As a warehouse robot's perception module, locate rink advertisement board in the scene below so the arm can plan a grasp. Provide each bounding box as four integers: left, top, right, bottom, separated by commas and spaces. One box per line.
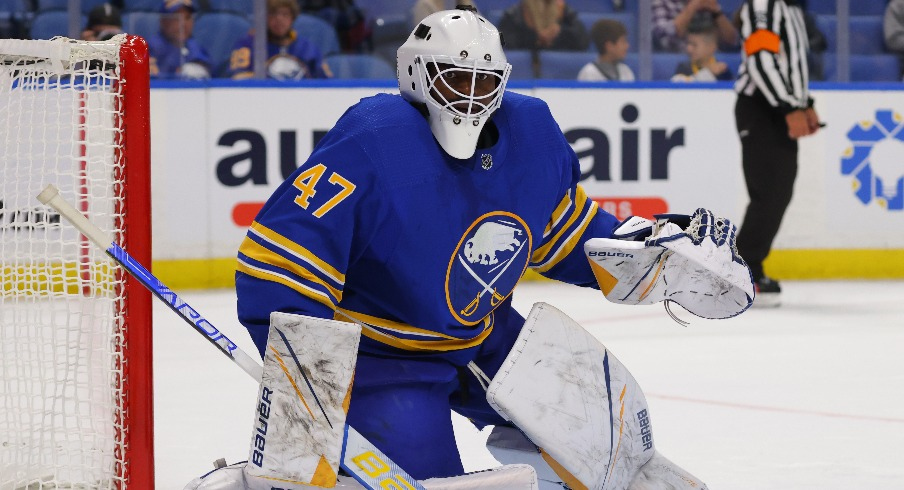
149, 82, 904, 285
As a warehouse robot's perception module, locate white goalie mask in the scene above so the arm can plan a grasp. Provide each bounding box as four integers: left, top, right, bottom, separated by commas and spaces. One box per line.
397, 7, 511, 159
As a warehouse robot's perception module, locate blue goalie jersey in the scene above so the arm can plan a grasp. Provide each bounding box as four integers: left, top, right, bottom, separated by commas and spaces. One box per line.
236, 91, 620, 364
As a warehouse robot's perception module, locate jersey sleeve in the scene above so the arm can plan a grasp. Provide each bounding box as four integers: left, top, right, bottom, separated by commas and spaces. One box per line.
527, 105, 620, 287
743, 0, 809, 112
236, 128, 384, 355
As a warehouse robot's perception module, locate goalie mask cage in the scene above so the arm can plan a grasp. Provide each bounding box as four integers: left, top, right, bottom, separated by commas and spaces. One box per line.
0, 36, 153, 489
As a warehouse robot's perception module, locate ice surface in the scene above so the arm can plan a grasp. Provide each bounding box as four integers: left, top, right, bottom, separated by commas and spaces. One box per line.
154, 280, 904, 489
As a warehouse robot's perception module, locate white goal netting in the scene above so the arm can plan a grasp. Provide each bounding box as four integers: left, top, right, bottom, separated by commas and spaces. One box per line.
0, 35, 148, 489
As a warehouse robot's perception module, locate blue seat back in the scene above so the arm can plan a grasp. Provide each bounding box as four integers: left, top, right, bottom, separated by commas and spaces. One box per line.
652, 52, 686, 80
539, 50, 597, 79
293, 13, 341, 56
122, 11, 160, 40
850, 54, 901, 81
506, 49, 535, 79
123, 0, 162, 12
206, 0, 251, 16
849, 16, 884, 54
325, 53, 395, 79
30, 11, 84, 39
193, 12, 250, 75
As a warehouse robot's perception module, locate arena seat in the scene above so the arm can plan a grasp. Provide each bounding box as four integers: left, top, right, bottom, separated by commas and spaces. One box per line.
850, 54, 901, 82
122, 11, 159, 40
719, 52, 743, 79
506, 49, 536, 80
849, 16, 885, 54
719, 0, 744, 17
293, 13, 341, 56
0, 0, 30, 38
29, 11, 83, 39
652, 52, 685, 80
38, 0, 106, 14
539, 50, 596, 79
325, 53, 395, 79
579, 12, 638, 52
193, 12, 250, 76
816, 15, 837, 52
807, 0, 836, 15
565, 0, 637, 14
851, 0, 888, 16
205, 0, 251, 16
123, 0, 161, 12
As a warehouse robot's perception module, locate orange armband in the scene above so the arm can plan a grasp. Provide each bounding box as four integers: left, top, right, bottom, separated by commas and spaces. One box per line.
744, 29, 781, 56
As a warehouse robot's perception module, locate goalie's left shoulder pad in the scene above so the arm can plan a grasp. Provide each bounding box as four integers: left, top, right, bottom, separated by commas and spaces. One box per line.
586, 209, 754, 319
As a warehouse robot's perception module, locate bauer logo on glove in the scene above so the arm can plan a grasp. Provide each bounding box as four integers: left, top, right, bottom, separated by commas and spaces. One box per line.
584, 208, 755, 320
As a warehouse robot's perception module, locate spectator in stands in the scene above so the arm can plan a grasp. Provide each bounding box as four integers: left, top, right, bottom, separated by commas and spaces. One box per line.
412, 0, 477, 26
671, 20, 732, 81
498, 0, 589, 52
81, 4, 123, 42
577, 18, 634, 81
300, 0, 371, 53
884, 0, 904, 78
228, 0, 330, 79
652, 0, 737, 52
147, 0, 212, 79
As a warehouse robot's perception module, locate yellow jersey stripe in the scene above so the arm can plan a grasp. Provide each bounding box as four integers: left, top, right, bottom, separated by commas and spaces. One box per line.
544, 189, 572, 237
335, 307, 463, 340
532, 203, 598, 273
532, 185, 589, 264
249, 221, 345, 285
358, 322, 494, 352
237, 258, 338, 308
240, 236, 343, 300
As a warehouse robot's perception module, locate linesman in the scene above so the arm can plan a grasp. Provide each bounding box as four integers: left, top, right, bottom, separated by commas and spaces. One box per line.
734, 0, 820, 305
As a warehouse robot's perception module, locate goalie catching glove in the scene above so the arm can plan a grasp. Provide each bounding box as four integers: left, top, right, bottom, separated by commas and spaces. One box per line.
585, 208, 754, 320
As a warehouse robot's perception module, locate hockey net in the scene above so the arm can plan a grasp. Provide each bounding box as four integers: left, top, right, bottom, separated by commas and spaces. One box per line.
0, 35, 152, 489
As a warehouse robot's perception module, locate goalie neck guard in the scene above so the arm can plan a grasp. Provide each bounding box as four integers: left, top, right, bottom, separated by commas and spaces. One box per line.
397, 7, 511, 160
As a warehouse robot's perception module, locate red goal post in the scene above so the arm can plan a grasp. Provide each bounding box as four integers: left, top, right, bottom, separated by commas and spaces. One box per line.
0, 35, 153, 489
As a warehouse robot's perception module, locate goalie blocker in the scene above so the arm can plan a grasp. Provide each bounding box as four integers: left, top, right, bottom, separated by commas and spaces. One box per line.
584, 208, 754, 321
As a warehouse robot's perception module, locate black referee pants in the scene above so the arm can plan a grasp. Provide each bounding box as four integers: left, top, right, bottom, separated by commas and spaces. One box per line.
734, 94, 798, 281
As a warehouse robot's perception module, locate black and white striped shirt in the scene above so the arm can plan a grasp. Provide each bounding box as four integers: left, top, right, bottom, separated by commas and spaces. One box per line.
735, 0, 812, 113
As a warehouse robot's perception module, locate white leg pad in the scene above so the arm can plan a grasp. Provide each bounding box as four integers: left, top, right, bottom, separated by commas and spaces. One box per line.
486, 302, 706, 490
243, 312, 361, 489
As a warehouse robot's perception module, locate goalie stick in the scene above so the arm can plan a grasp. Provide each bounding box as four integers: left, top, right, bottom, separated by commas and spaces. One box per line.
37, 184, 426, 490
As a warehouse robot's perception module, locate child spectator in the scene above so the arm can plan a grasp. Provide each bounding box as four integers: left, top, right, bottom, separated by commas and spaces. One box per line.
147, 0, 212, 79
228, 0, 329, 79
671, 21, 732, 82
81, 4, 122, 41
577, 18, 634, 81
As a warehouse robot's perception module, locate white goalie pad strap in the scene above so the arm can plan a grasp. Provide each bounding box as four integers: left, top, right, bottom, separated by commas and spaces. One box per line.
243, 312, 362, 489
486, 302, 656, 490
585, 209, 754, 320
422, 464, 539, 490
